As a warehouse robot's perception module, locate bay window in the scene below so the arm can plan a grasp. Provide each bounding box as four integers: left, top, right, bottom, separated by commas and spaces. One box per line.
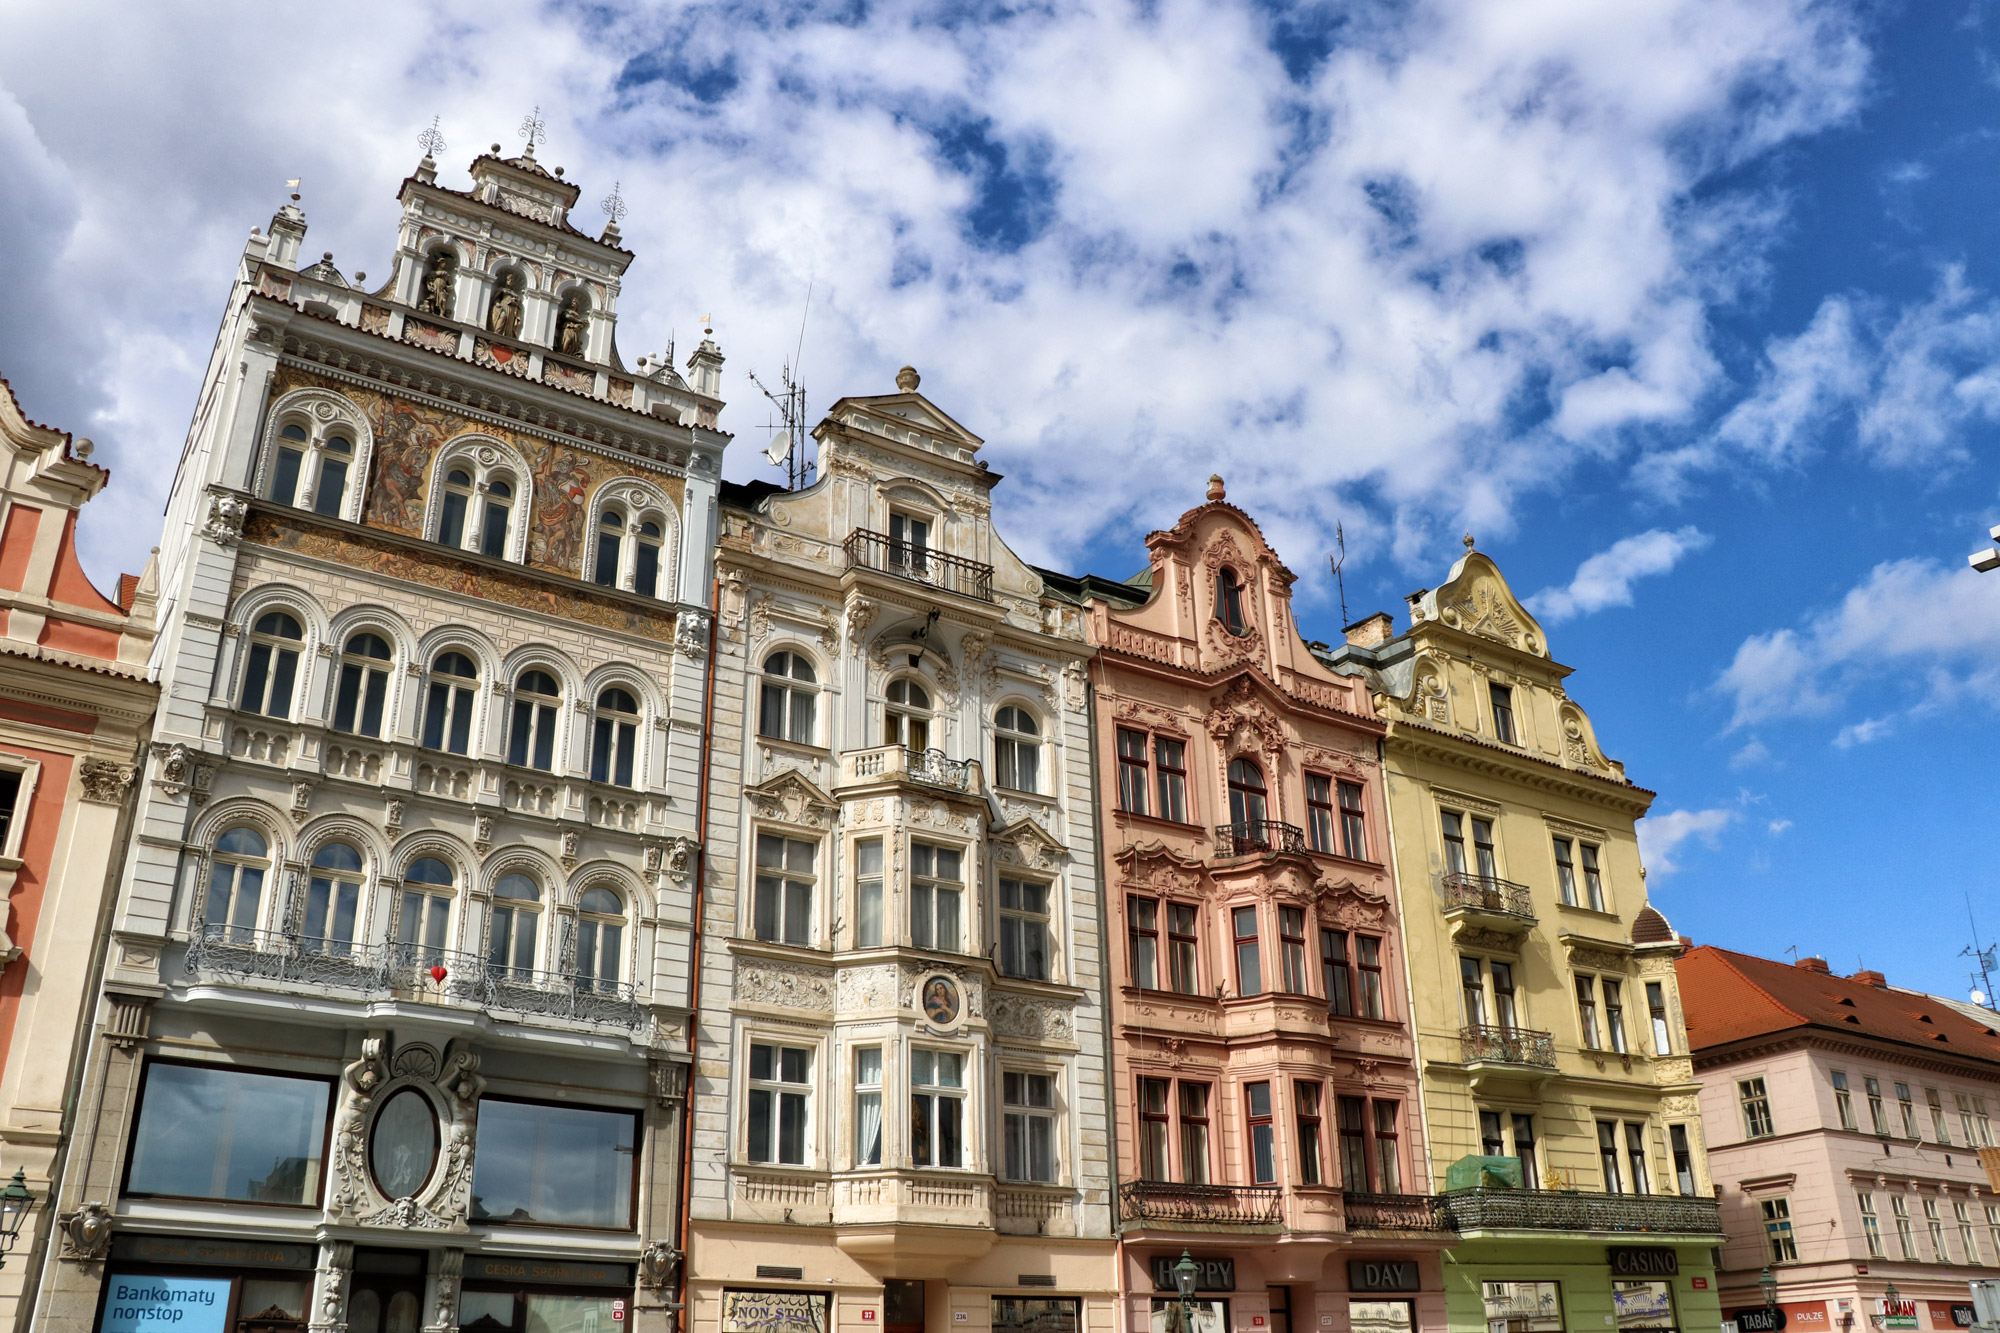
910, 1049, 965, 1168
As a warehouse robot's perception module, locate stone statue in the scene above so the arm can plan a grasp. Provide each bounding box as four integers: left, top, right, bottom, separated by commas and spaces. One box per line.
553, 293, 587, 356
487, 270, 523, 339
420, 253, 456, 319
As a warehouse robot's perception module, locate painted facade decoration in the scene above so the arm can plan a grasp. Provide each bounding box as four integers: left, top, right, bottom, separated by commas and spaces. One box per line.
28, 139, 726, 1333
1321, 541, 1724, 1332
687, 370, 1116, 1333
1076, 477, 1453, 1333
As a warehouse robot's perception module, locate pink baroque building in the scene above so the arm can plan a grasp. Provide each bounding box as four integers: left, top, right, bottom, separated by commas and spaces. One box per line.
1073, 478, 1451, 1333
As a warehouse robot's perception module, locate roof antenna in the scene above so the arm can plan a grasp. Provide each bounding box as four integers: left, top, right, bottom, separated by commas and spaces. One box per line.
1963, 893, 1998, 1010
749, 279, 814, 490
1784, 945, 1799, 963
1330, 523, 1349, 627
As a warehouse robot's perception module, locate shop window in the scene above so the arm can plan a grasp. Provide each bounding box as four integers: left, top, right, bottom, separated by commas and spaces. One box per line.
351, 1248, 425, 1333
1481, 1282, 1563, 1333
1611, 1281, 1676, 1332
126, 1061, 332, 1205
1150, 1299, 1227, 1333
994, 1299, 1079, 1333
464, 1265, 646, 1333
470, 1098, 637, 1228
1349, 1303, 1413, 1333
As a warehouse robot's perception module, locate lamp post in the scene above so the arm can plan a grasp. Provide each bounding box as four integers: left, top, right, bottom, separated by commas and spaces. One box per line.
0, 1169, 36, 1269
1173, 1251, 1199, 1333
1883, 1282, 1902, 1332
1759, 1268, 1779, 1312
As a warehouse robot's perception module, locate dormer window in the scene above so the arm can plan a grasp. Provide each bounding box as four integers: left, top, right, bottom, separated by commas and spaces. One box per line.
1216, 568, 1248, 636
1489, 684, 1517, 745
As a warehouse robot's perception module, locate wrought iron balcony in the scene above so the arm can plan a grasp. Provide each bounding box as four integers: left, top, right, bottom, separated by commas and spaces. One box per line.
1119, 1180, 1283, 1226
843, 529, 996, 602
1213, 819, 1310, 858
843, 744, 975, 793
1440, 872, 1536, 923
1441, 1188, 1723, 1236
1341, 1192, 1454, 1233
1459, 1024, 1558, 1069
184, 926, 645, 1029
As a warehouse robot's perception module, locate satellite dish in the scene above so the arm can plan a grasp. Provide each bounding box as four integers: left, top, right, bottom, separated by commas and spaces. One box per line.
764, 435, 791, 466
1974, 990, 1988, 1006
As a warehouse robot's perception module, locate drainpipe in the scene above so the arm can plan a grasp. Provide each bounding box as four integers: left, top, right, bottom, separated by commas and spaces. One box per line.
1082, 658, 1126, 1315
671, 583, 720, 1333
1375, 734, 1445, 1207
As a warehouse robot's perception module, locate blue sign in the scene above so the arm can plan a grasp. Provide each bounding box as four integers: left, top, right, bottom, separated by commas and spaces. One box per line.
101, 1276, 231, 1333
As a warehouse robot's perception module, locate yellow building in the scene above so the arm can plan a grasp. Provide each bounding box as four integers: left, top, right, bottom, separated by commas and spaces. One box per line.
1317, 542, 1724, 1333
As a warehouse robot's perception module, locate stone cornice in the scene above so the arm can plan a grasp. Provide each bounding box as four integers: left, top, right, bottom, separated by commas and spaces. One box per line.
1386, 717, 1654, 815
1694, 1029, 2000, 1082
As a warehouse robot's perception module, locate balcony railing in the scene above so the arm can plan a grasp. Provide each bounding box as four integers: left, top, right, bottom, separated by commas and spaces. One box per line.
1213, 819, 1310, 858
185, 926, 645, 1029
1441, 1188, 1723, 1236
1440, 872, 1536, 921
1119, 1180, 1283, 1226
844, 744, 975, 793
843, 529, 996, 602
1341, 1192, 1454, 1232
1459, 1024, 1558, 1068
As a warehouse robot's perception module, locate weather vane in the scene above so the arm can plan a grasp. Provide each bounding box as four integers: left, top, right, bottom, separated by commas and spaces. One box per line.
417, 116, 446, 160
602, 181, 628, 224
519, 106, 546, 154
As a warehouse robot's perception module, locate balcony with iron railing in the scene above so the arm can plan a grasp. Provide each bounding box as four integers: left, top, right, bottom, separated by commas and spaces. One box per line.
183, 926, 646, 1029
1440, 872, 1537, 933
1441, 1188, 1722, 1236
1459, 1024, 1558, 1072
1341, 1192, 1454, 1233
843, 530, 996, 602
839, 744, 978, 794
1212, 819, 1311, 859
1119, 1180, 1284, 1227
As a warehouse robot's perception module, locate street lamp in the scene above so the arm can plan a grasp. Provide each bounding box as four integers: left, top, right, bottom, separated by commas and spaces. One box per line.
1759, 1268, 1778, 1311
1173, 1251, 1199, 1333
0, 1169, 36, 1268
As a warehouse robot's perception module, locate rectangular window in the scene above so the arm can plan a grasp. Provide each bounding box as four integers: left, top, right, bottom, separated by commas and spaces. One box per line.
1977, 1096, 1995, 1147
1441, 811, 1467, 875
753, 834, 815, 947
1339, 1096, 1370, 1192
1859, 1191, 1884, 1257
1002, 1071, 1056, 1183
1155, 738, 1189, 823
1513, 1114, 1538, 1191
1765, 1196, 1799, 1262
1338, 781, 1368, 860
1670, 1124, 1695, 1196
1604, 980, 1627, 1054
1925, 1197, 1950, 1262
472, 1098, 638, 1228
1478, 1108, 1507, 1159
1129, 896, 1159, 990
1831, 1070, 1856, 1128
1233, 906, 1261, 997
1357, 936, 1385, 1019
1323, 930, 1353, 1016
1294, 1082, 1323, 1185
910, 1049, 965, 1169
1178, 1083, 1210, 1184
1461, 956, 1487, 1027
1472, 818, 1498, 879
1246, 1081, 1276, 1184
1581, 843, 1606, 910
1642, 983, 1673, 1057
1279, 907, 1308, 993
1491, 962, 1518, 1029
1896, 1083, 1918, 1139
1138, 1078, 1170, 1181
126, 1062, 331, 1204
1988, 1204, 2000, 1261
1553, 838, 1578, 905
1597, 1120, 1622, 1193
1930, 1087, 1952, 1143
854, 1047, 883, 1166
909, 842, 963, 952
1576, 975, 1601, 1049
1490, 684, 1516, 744
1959, 1200, 1982, 1264
1624, 1122, 1650, 1194
1892, 1194, 1916, 1259
1373, 1101, 1401, 1192
1306, 774, 1336, 853
746, 1044, 812, 1167
1117, 729, 1150, 816
1739, 1078, 1775, 1138
855, 838, 884, 948
1865, 1076, 1888, 1136
998, 878, 1051, 980
1168, 904, 1200, 995
1961, 1092, 1984, 1146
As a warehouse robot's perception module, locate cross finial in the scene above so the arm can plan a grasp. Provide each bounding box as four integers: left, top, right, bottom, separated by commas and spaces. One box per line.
602, 181, 628, 223
519, 106, 546, 155
1463, 531, 1476, 551
417, 116, 446, 161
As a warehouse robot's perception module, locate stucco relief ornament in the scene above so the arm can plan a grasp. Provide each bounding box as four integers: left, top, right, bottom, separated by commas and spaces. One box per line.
1204, 676, 1287, 762
845, 597, 878, 642
151, 742, 194, 798
58, 1201, 113, 1262
639, 1243, 682, 1293
202, 492, 248, 546
1318, 877, 1391, 929
329, 1038, 388, 1220
78, 758, 134, 805
675, 611, 710, 660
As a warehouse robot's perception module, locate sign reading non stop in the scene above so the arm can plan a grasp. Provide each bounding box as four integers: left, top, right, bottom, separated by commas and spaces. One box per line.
100, 1277, 231, 1333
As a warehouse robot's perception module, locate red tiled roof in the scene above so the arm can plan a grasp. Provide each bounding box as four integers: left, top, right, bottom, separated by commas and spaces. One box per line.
1677, 944, 2000, 1063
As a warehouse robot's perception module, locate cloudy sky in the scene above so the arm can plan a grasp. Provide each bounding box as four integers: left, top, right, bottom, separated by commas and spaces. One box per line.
5, 0, 1999, 998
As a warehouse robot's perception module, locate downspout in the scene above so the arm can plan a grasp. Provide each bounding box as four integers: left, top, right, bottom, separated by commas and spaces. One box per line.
1082, 656, 1126, 1311
671, 581, 720, 1333
1375, 732, 1443, 1202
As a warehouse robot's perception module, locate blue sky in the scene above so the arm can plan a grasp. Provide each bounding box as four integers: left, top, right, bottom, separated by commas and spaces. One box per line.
4, 0, 1999, 997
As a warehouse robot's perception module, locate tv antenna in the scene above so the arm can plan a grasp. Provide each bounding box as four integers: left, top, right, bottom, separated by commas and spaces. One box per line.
1329, 523, 1349, 627
1963, 894, 1998, 1011
748, 280, 815, 490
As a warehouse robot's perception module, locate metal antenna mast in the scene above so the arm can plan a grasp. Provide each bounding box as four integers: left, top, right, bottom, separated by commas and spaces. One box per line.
748, 281, 815, 490
1964, 894, 1998, 1011
1330, 524, 1349, 627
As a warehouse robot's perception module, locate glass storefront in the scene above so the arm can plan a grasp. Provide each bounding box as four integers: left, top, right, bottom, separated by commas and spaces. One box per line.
1350, 1301, 1414, 1333
719, 1289, 829, 1333
469, 1099, 639, 1228
459, 1257, 634, 1333
1483, 1282, 1564, 1333
96, 1236, 317, 1333
1612, 1282, 1676, 1332
124, 1061, 333, 1206
994, 1298, 1081, 1333
1149, 1297, 1227, 1333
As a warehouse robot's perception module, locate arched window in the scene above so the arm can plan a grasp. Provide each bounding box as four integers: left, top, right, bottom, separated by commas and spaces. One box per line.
508, 670, 561, 771
270, 423, 309, 506
313, 433, 353, 518
438, 469, 474, 547
759, 653, 817, 745
399, 857, 454, 963
204, 827, 269, 943
592, 687, 639, 788
577, 886, 624, 991
994, 706, 1040, 793
239, 611, 304, 718
1227, 758, 1268, 831
305, 842, 364, 956
333, 633, 393, 738
634, 520, 664, 598
480, 478, 514, 559
885, 679, 931, 752
594, 510, 624, 588
1215, 568, 1248, 636
264, 407, 363, 519
422, 652, 479, 754
489, 872, 540, 980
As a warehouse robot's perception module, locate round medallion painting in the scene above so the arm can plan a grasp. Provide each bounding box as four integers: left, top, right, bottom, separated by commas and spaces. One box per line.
369, 1088, 439, 1200
921, 975, 960, 1025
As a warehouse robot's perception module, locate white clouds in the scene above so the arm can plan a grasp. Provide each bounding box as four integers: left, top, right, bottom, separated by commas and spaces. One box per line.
1639, 806, 1735, 874
1526, 525, 1710, 622
1729, 738, 1774, 769
1767, 818, 1792, 835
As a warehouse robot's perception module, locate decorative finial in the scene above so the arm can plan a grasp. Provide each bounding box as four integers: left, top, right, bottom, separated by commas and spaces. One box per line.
286, 177, 301, 203
416, 116, 446, 161
1463, 531, 1475, 551
519, 106, 546, 155
1207, 474, 1226, 502
602, 181, 628, 224
896, 366, 921, 392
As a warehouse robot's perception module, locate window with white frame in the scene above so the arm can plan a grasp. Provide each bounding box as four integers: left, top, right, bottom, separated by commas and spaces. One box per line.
994, 706, 1040, 792
432, 452, 521, 559
238, 611, 305, 718
753, 833, 816, 947
303, 842, 363, 956
590, 496, 672, 596
204, 827, 270, 942
332, 632, 393, 738
1764, 1196, 1799, 1261
854, 838, 884, 947
398, 857, 454, 962
1002, 1071, 1057, 1183
747, 1043, 812, 1166
438, 467, 476, 548
885, 679, 931, 750
591, 687, 640, 787
909, 842, 962, 952
758, 652, 817, 744
998, 878, 1051, 980
910, 1048, 966, 1168
1859, 1191, 1884, 1257
1960, 1199, 1983, 1263
487, 871, 540, 978
576, 886, 624, 991
263, 410, 358, 518
508, 670, 561, 771
1647, 982, 1673, 1056
594, 510, 625, 589
1892, 1193, 1917, 1259
1739, 1078, 1775, 1139
421, 651, 479, 754
477, 477, 515, 559
1924, 1196, 1950, 1261
854, 1047, 883, 1166
0, 761, 31, 858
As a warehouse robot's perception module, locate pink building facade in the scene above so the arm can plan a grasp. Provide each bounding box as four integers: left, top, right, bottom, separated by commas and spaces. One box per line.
1076, 479, 1450, 1333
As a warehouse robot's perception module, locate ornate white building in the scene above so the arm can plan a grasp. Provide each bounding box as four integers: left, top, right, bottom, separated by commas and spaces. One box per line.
31, 136, 726, 1333
687, 371, 1115, 1333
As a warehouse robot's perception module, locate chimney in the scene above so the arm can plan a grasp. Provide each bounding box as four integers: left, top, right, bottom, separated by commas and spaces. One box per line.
1850, 969, 1888, 989
1345, 612, 1395, 648
1794, 957, 1831, 974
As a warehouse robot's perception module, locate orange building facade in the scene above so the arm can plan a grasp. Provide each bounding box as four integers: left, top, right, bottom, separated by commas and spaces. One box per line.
1077, 479, 1450, 1333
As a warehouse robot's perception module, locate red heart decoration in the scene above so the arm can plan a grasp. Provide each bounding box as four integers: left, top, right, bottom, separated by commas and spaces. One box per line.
429, 965, 448, 983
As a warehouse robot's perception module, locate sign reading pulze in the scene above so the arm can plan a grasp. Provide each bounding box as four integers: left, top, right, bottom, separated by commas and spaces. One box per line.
1150, 1258, 1235, 1292
1607, 1248, 1679, 1278
1347, 1262, 1420, 1293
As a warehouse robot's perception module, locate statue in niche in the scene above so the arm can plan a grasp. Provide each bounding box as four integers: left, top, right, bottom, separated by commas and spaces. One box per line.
419, 250, 457, 319
487, 267, 524, 339
553, 291, 589, 357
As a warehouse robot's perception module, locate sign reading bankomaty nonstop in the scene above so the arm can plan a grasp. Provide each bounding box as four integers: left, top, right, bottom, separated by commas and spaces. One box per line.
100, 1276, 231, 1333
